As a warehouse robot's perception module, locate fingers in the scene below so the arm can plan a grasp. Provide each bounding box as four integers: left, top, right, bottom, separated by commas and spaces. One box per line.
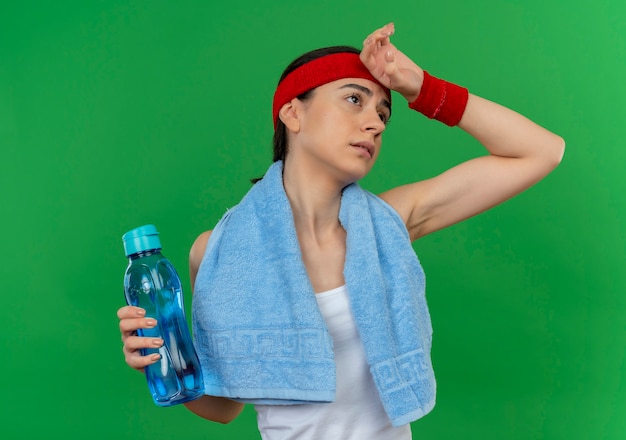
119, 316, 158, 337
123, 336, 163, 370
383, 49, 399, 77
118, 305, 162, 371
363, 22, 395, 47
118, 306, 153, 337
361, 23, 395, 59
360, 24, 423, 100
117, 305, 145, 320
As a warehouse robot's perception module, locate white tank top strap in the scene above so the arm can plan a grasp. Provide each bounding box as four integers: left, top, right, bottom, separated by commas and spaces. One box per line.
315, 284, 348, 298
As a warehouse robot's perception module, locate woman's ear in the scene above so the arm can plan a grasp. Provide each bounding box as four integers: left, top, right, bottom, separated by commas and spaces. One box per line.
279, 99, 302, 133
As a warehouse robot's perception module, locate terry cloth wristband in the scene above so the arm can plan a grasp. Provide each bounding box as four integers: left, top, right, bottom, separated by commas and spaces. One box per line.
409, 71, 469, 126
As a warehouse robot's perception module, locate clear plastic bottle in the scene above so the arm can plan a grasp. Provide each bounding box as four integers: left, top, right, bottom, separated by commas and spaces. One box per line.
122, 224, 204, 406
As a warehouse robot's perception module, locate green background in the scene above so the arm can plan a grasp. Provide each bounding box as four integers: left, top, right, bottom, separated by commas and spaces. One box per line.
1, 0, 624, 438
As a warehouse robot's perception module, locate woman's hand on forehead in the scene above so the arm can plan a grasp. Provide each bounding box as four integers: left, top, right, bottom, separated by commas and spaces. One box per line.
360, 23, 424, 103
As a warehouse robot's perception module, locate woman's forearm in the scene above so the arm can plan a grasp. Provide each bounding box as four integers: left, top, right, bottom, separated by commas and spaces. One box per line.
458, 93, 565, 169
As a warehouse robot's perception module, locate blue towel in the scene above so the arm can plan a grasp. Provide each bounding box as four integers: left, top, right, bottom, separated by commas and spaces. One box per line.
192, 161, 436, 426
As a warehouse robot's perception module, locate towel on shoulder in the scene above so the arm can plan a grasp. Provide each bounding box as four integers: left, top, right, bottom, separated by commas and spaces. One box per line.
192, 160, 436, 427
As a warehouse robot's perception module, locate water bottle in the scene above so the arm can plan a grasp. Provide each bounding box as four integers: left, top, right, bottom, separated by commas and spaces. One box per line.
122, 224, 204, 406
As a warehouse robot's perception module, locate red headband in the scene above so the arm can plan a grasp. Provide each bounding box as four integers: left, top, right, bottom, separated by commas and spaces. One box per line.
272, 52, 391, 128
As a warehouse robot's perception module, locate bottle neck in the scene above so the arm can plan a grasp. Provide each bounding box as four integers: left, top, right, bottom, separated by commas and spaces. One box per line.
128, 248, 161, 260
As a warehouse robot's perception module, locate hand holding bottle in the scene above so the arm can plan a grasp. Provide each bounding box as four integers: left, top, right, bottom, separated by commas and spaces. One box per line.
117, 305, 163, 371
121, 225, 204, 406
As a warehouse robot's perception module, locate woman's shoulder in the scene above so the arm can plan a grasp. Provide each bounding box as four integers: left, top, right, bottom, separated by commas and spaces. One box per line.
190, 230, 212, 261
189, 230, 213, 287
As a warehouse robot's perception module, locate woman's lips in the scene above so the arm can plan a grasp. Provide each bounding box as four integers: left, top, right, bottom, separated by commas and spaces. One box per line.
350, 141, 374, 158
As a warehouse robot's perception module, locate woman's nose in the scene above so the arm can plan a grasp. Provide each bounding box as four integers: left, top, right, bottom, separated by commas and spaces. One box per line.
362, 109, 386, 134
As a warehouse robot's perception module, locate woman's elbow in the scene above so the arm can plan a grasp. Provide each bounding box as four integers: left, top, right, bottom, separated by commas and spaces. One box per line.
212, 413, 240, 425
183, 396, 245, 424
545, 133, 566, 171
214, 402, 245, 425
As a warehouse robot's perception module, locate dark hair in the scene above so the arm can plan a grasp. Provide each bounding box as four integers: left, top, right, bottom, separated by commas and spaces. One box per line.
251, 45, 360, 183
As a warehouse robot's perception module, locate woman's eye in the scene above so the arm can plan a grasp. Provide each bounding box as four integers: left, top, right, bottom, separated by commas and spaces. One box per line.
347, 94, 361, 105
379, 113, 389, 124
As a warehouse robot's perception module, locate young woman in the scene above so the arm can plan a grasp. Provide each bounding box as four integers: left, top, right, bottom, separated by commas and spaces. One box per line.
117, 23, 564, 439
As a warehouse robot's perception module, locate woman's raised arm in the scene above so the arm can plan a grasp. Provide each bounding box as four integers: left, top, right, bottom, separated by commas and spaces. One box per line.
361, 23, 565, 240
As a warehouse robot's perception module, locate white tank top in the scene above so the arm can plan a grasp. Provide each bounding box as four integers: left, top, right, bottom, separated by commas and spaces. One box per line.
255, 285, 412, 440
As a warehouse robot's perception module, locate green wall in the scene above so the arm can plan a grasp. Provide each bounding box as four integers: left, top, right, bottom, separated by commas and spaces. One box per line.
1, 1, 624, 438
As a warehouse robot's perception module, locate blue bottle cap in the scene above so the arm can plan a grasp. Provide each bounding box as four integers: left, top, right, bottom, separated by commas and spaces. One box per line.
122, 224, 162, 256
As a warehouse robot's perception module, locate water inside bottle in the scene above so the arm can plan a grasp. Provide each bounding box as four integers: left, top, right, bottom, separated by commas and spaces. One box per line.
125, 256, 203, 405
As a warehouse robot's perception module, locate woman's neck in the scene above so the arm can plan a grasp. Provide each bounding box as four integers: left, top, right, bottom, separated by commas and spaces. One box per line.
282, 158, 345, 237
